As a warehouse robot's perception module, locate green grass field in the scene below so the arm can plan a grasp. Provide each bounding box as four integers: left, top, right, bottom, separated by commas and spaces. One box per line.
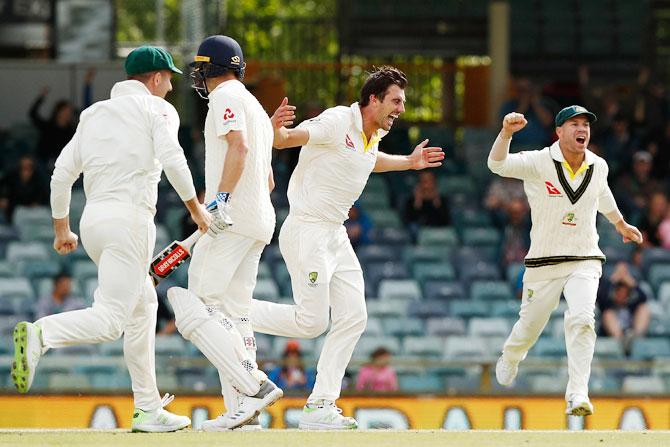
1, 430, 670, 447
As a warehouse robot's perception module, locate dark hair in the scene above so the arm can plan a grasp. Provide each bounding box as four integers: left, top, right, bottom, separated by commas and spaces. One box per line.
359, 66, 408, 107
370, 346, 391, 360
53, 272, 71, 284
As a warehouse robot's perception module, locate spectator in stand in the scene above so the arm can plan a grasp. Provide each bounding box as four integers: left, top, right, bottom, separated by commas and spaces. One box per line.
0, 155, 49, 222
355, 347, 398, 392
599, 113, 639, 176
345, 203, 372, 248
267, 340, 316, 391
638, 190, 668, 247
485, 177, 525, 216
499, 198, 531, 267
615, 151, 664, 218
657, 201, 670, 250
499, 77, 555, 148
29, 69, 96, 169
597, 262, 650, 353
632, 67, 668, 139
403, 171, 450, 239
35, 273, 86, 320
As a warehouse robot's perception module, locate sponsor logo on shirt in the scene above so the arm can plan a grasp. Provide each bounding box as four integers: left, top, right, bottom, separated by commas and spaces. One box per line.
561, 212, 577, 226
308, 271, 319, 287
223, 108, 235, 121
545, 181, 563, 197
345, 134, 355, 150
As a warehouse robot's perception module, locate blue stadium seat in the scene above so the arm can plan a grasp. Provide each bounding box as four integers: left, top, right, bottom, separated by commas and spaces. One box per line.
365, 262, 410, 296
273, 338, 317, 360
630, 338, 670, 361
398, 373, 444, 393
622, 376, 666, 394
641, 248, 670, 275
254, 278, 280, 301
423, 281, 465, 301
449, 300, 489, 319
462, 227, 501, 247
91, 372, 132, 390
72, 260, 98, 284
426, 317, 466, 336
48, 373, 91, 390
368, 227, 410, 245
0, 277, 34, 300
357, 191, 391, 210
155, 335, 186, 357
352, 336, 401, 361
0, 260, 16, 278
366, 299, 407, 318
383, 317, 425, 337
403, 246, 449, 264
459, 260, 501, 283
368, 209, 402, 229
17, 259, 61, 280
402, 336, 444, 358
530, 337, 567, 358
468, 317, 511, 337
470, 280, 514, 301
452, 207, 493, 228
594, 337, 625, 359
444, 336, 488, 359
12, 206, 52, 227
407, 300, 449, 318
272, 262, 292, 296
413, 262, 456, 283
6, 241, 49, 263
491, 300, 520, 318
416, 227, 459, 247
365, 317, 384, 337
529, 375, 567, 393
589, 375, 621, 394
648, 264, 670, 292
378, 279, 422, 300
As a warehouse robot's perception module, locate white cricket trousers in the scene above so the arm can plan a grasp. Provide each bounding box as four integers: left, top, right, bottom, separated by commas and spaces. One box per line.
188, 231, 266, 411
251, 214, 367, 402
36, 203, 161, 411
502, 264, 601, 400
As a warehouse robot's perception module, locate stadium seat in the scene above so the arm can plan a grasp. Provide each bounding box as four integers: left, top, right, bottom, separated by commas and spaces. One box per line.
468, 317, 511, 338
622, 376, 666, 394
357, 244, 400, 265
383, 317, 424, 337
0, 261, 16, 278
178, 372, 219, 391
416, 227, 459, 247
91, 372, 132, 390
357, 191, 391, 210
352, 336, 401, 361
378, 279, 422, 300
491, 300, 520, 318
458, 259, 501, 283
444, 336, 488, 359
365, 262, 410, 296
17, 259, 61, 279
99, 339, 124, 356
273, 262, 292, 296
0, 277, 34, 300
402, 336, 444, 358
648, 264, 670, 292
257, 261, 272, 280
470, 280, 514, 301
407, 300, 449, 318
155, 335, 186, 357
12, 206, 52, 227
156, 373, 179, 390
72, 260, 98, 284
630, 338, 670, 361
48, 373, 91, 390
445, 374, 481, 393
403, 246, 449, 264
641, 248, 670, 275
368, 227, 410, 245
366, 299, 407, 318
423, 281, 465, 301
452, 208, 493, 228
6, 241, 49, 263
426, 317, 466, 336
17, 223, 54, 243
529, 337, 567, 358
589, 375, 620, 394
254, 278, 280, 301
594, 337, 625, 359
461, 227, 500, 247
413, 262, 456, 283
368, 209, 402, 229
364, 175, 389, 195
449, 300, 489, 319
398, 373, 444, 393
529, 375, 567, 393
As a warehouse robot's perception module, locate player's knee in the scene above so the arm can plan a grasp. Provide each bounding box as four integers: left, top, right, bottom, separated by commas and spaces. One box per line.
565, 311, 595, 332
168, 287, 208, 338
296, 312, 329, 338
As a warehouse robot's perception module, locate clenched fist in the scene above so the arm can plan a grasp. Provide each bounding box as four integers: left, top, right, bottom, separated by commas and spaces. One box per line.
502, 112, 528, 137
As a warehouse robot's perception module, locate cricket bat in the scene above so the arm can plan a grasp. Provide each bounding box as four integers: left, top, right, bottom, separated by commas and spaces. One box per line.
149, 230, 203, 286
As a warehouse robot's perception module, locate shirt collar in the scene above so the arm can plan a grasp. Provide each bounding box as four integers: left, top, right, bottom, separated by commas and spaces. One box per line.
549, 140, 596, 165
350, 102, 389, 139
110, 80, 153, 98
210, 78, 242, 94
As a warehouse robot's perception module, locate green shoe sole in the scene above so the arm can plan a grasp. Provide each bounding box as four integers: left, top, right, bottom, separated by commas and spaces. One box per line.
11, 322, 31, 393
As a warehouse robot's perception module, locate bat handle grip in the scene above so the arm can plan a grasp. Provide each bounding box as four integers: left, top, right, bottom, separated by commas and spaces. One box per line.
182, 230, 204, 252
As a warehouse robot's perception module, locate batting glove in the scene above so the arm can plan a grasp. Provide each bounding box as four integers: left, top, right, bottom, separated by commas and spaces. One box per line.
206, 192, 233, 236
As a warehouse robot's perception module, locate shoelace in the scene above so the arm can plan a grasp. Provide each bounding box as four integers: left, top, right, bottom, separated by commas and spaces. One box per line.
160, 393, 175, 408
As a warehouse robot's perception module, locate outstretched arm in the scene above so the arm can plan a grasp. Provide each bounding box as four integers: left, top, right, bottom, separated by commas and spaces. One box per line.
373, 139, 445, 173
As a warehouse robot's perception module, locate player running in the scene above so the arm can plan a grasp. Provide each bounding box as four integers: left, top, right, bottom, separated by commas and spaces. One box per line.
11, 46, 210, 432
165, 35, 282, 431
489, 106, 643, 416
251, 66, 445, 429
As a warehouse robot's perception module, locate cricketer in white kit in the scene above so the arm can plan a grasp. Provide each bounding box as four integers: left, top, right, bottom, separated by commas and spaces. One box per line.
165, 35, 282, 431
11, 46, 213, 432
252, 66, 445, 429
489, 105, 643, 416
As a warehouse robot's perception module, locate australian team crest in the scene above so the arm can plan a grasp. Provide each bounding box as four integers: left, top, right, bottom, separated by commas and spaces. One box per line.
309, 272, 318, 284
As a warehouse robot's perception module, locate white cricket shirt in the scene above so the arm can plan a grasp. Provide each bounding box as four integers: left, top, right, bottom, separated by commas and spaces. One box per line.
203, 80, 275, 244
50, 80, 196, 219
488, 141, 619, 281
288, 102, 388, 224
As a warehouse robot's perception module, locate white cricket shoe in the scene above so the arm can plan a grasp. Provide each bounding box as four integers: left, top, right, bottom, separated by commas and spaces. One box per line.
11, 322, 43, 393
495, 356, 519, 387
131, 394, 191, 432
298, 400, 358, 430
566, 395, 594, 416
202, 380, 283, 431
236, 416, 262, 431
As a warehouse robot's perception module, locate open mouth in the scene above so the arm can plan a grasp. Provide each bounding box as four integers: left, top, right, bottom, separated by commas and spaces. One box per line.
576, 136, 586, 144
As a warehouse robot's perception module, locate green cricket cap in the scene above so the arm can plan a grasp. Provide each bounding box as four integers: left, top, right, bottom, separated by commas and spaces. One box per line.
125, 46, 183, 76
555, 105, 597, 127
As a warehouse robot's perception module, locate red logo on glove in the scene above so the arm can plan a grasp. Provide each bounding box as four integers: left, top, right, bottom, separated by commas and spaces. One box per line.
545, 181, 562, 196
223, 108, 235, 121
